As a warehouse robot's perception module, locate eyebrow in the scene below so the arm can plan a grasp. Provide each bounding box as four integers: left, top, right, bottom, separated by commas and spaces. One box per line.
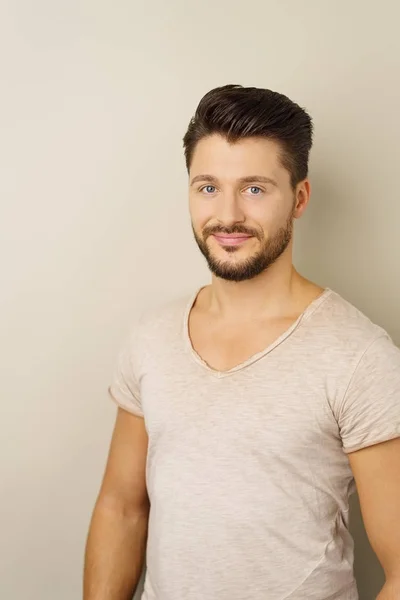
190, 174, 278, 187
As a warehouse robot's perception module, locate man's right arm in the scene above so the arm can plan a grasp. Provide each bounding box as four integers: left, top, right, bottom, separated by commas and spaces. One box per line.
84, 407, 149, 600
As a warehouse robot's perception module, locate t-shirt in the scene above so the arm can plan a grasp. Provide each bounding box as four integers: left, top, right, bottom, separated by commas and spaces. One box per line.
108, 287, 400, 600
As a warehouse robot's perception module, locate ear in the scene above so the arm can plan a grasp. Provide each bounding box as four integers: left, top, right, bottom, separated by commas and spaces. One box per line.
293, 179, 311, 219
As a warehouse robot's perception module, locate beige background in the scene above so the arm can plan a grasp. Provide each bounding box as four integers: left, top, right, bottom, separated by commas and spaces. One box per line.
1, 1, 399, 598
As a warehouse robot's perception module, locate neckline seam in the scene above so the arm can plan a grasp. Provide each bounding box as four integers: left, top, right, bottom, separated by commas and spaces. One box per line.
183, 287, 332, 378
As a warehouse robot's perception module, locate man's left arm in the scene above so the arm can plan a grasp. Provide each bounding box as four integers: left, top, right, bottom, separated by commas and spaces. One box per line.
348, 437, 400, 599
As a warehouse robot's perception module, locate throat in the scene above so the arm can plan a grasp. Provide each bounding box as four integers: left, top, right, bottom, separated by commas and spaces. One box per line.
188, 313, 300, 373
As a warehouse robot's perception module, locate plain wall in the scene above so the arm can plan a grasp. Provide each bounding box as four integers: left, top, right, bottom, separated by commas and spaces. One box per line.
1, 1, 399, 598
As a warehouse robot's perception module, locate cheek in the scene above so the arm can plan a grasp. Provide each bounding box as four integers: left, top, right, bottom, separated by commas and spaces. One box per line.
189, 197, 213, 228
248, 194, 287, 229
245, 204, 275, 234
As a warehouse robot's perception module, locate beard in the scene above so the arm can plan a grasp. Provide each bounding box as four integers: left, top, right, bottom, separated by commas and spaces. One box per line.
192, 211, 294, 282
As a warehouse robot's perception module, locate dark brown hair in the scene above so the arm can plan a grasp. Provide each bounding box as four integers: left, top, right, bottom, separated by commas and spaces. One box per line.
183, 84, 313, 188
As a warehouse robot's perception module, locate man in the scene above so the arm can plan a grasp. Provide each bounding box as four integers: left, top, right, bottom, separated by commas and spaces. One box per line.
84, 85, 400, 600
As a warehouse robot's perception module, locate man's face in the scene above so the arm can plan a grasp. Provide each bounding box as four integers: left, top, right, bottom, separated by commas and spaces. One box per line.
189, 134, 303, 282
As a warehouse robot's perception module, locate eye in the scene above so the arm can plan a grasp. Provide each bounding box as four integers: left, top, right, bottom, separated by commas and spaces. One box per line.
199, 185, 217, 194
246, 186, 263, 195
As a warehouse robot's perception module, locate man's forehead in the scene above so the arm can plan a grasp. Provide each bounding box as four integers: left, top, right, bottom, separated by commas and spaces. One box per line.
189, 135, 284, 181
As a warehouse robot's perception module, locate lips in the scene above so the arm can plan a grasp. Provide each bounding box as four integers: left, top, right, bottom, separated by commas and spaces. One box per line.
212, 234, 252, 246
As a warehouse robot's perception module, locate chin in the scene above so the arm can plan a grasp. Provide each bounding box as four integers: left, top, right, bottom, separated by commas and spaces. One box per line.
212, 247, 252, 261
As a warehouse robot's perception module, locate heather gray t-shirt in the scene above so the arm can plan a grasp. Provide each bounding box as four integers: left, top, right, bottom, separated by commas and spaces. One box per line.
108, 288, 400, 600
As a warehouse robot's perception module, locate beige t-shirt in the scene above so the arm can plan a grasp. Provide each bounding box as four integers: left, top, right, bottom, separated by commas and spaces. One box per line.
108, 288, 400, 600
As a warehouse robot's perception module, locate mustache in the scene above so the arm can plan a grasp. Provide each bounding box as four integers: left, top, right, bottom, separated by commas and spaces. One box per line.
202, 224, 262, 240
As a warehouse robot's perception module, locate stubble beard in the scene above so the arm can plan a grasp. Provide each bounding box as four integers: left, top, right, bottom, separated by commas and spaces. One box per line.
192, 213, 294, 282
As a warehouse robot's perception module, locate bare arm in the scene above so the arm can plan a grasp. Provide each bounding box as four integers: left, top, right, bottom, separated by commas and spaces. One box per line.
84, 408, 150, 600
348, 437, 400, 599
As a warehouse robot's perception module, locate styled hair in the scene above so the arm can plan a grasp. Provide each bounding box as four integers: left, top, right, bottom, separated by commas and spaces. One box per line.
183, 84, 313, 188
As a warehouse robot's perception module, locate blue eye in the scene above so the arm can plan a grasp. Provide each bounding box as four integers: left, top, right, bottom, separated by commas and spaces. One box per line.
248, 186, 262, 195
201, 185, 217, 194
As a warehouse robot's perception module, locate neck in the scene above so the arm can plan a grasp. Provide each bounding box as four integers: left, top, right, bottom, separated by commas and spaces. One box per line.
206, 252, 313, 320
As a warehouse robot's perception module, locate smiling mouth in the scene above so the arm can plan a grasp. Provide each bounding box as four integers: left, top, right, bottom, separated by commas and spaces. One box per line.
212, 234, 253, 247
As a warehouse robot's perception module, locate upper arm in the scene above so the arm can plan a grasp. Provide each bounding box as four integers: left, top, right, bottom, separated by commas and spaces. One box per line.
338, 334, 400, 454
338, 332, 400, 578
98, 408, 149, 514
348, 437, 400, 579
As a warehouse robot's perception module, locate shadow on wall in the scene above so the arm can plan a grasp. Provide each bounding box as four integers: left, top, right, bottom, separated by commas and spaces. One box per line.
350, 492, 384, 599
133, 568, 145, 600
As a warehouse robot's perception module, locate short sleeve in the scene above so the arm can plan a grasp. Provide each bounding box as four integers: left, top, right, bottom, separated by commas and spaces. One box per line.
107, 329, 143, 418
339, 334, 400, 453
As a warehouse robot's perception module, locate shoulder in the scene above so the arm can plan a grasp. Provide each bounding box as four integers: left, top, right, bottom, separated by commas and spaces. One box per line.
126, 289, 196, 349
307, 288, 391, 354
302, 288, 398, 390
116, 290, 195, 376
305, 290, 400, 428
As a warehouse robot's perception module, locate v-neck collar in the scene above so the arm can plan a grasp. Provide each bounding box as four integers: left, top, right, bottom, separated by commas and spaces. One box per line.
183, 287, 332, 378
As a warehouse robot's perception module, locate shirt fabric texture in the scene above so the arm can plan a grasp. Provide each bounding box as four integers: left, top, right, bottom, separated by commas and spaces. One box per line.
108, 288, 400, 600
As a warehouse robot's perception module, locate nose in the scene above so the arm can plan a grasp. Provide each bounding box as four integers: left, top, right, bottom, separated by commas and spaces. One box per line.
216, 191, 245, 226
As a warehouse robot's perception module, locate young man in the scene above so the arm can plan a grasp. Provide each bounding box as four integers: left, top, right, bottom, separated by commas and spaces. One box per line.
84, 85, 400, 600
